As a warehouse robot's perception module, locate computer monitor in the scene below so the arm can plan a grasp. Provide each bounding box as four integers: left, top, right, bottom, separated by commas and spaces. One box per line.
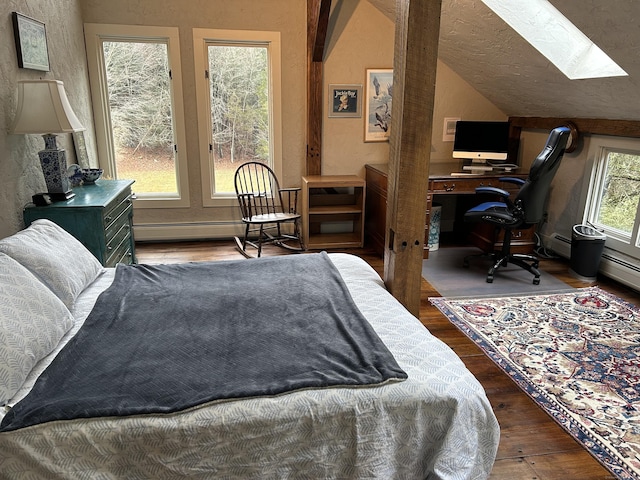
452, 121, 510, 163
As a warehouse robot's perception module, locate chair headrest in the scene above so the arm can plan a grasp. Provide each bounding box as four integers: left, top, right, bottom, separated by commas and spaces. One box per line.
529, 126, 571, 181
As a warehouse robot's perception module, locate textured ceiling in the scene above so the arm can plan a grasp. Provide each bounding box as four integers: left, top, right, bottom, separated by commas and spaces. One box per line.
366, 0, 640, 120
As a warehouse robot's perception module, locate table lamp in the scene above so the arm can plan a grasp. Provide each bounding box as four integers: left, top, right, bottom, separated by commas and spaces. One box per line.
11, 79, 85, 201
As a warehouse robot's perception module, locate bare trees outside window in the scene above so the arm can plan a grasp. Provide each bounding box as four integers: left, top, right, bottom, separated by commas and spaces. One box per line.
207, 44, 270, 193
103, 41, 177, 194
194, 29, 282, 205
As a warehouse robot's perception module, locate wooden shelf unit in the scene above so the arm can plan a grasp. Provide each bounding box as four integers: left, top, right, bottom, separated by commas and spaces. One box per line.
302, 175, 366, 249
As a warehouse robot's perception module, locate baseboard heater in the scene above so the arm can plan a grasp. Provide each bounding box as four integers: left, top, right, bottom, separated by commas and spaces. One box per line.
133, 221, 243, 242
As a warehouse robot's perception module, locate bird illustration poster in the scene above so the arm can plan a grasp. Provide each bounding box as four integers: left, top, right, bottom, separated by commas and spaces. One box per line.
328, 84, 362, 118
365, 69, 393, 142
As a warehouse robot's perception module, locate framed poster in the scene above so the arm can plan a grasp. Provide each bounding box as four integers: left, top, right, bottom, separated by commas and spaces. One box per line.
364, 68, 393, 142
328, 84, 362, 118
12, 12, 50, 72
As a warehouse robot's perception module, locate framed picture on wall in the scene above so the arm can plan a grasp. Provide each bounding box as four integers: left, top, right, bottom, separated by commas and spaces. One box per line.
12, 12, 50, 72
364, 68, 393, 142
328, 84, 362, 118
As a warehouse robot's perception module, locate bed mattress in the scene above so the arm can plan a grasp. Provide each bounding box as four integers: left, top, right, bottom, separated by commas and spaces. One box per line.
0, 253, 499, 479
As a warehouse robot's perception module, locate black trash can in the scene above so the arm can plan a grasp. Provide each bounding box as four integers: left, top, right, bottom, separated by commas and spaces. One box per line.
569, 224, 606, 281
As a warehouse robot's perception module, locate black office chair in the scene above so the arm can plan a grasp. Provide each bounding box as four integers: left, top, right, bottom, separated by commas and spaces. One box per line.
463, 126, 571, 284
234, 161, 304, 258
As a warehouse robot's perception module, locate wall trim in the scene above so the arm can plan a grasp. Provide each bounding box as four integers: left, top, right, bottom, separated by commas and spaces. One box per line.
547, 233, 640, 292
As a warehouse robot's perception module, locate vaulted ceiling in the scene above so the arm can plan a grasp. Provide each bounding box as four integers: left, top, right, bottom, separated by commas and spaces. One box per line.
367, 0, 640, 121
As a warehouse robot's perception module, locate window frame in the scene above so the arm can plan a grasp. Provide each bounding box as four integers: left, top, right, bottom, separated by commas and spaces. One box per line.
84, 24, 190, 208
581, 135, 640, 257
193, 28, 283, 207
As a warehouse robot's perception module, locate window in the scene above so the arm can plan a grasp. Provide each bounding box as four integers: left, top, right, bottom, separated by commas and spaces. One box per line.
194, 29, 282, 206
583, 136, 640, 257
84, 24, 189, 208
481, 0, 627, 80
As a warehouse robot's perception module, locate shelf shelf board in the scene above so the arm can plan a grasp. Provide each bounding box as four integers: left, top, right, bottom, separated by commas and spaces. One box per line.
308, 205, 363, 215
306, 231, 363, 249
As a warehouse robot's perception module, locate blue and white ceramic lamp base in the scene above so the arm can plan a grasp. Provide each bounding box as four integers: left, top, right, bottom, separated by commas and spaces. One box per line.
38, 134, 74, 201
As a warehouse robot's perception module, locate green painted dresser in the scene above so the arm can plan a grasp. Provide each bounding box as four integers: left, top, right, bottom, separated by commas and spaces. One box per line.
23, 179, 136, 267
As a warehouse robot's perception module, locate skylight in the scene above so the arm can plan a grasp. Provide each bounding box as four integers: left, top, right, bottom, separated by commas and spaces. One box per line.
481, 0, 628, 80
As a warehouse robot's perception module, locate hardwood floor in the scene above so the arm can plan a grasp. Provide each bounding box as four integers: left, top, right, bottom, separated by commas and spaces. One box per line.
135, 240, 638, 479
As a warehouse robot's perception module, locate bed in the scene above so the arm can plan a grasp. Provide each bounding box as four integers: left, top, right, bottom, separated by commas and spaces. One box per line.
0, 219, 499, 479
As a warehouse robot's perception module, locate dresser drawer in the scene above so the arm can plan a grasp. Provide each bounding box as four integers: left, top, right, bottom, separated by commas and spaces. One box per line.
105, 224, 134, 267
105, 203, 133, 246
104, 193, 133, 232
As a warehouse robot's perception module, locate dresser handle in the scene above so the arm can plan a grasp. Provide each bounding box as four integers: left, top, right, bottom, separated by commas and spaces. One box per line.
443, 183, 455, 192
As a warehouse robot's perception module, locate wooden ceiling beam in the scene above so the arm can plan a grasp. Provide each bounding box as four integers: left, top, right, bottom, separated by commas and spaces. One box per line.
510, 116, 640, 138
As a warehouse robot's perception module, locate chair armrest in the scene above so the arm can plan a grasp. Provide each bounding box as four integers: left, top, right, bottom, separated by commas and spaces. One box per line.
499, 176, 526, 186
475, 186, 510, 198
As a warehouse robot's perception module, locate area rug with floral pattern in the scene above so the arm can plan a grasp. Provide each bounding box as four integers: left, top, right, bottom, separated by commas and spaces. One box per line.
430, 287, 640, 480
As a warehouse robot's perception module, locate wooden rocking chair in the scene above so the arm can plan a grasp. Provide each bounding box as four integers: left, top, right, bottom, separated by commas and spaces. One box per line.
234, 162, 304, 258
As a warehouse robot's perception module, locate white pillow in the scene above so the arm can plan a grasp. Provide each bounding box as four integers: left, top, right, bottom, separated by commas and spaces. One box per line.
0, 254, 74, 405
0, 219, 103, 308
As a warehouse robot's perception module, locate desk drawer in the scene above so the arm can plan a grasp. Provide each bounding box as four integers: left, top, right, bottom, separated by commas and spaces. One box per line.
469, 223, 536, 254
430, 177, 523, 194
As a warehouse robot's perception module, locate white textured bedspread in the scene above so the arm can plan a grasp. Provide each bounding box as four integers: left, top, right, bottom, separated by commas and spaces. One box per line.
0, 253, 499, 479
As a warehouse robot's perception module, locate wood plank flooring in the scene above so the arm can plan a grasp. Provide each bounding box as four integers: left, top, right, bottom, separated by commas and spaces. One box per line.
136, 240, 638, 479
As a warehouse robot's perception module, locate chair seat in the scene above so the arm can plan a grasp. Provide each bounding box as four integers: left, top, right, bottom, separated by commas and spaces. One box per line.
244, 212, 301, 224
464, 201, 519, 226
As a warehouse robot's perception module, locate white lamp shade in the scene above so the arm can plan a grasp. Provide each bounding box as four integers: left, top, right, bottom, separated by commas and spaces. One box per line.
11, 80, 85, 135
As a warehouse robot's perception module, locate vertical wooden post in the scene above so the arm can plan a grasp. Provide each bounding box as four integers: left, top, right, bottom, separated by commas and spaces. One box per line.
307, 0, 331, 176
384, 0, 442, 316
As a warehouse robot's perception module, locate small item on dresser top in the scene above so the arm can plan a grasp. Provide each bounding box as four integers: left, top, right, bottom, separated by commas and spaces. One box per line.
67, 164, 83, 187
31, 193, 52, 206
81, 168, 103, 184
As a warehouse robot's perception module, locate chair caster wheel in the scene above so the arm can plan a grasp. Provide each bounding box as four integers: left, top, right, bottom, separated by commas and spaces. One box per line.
486, 275, 494, 283
463, 260, 469, 268
533, 277, 540, 285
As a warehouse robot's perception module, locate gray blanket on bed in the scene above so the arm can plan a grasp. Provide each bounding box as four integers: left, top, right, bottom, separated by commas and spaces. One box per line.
1, 252, 407, 432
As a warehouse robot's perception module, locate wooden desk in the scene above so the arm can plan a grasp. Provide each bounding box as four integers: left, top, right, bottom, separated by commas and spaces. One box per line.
365, 163, 534, 258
